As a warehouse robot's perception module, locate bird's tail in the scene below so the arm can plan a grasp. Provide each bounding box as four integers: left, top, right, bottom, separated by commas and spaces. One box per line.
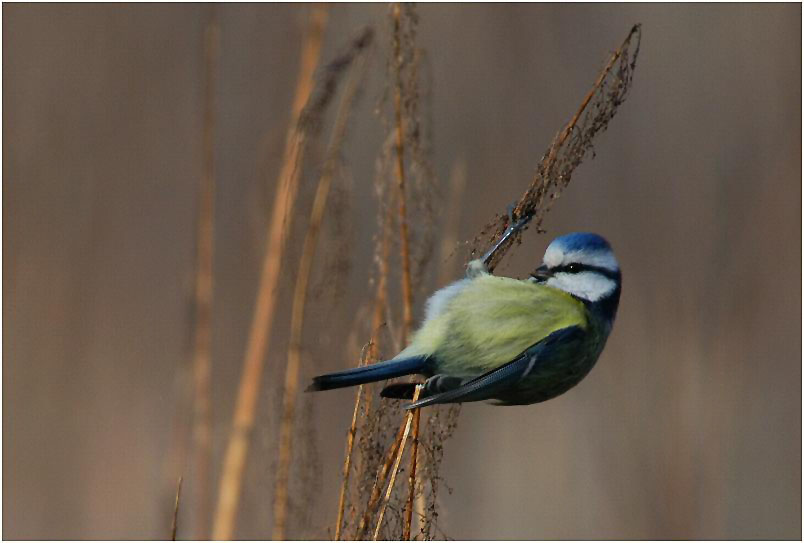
307, 356, 429, 392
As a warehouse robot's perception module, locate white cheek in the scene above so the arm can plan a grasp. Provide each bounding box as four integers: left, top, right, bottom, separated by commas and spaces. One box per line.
546, 272, 617, 302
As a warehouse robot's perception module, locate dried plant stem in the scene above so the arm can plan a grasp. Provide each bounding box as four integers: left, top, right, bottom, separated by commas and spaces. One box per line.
171, 476, 183, 541
410, 161, 467, 540
273, 47, 367, 542
485, 24, 641, 272
334, 343, 374, 540
543, 27, 636, 170
391, 2, 414, 345
191, 14, 218, 539
338, 180, 393, 540
211, 7, 327, 540
355, 421, 406, 539
373, 386, 423, 541
390, 6, 421, 538
335, 383, 365, 540
403, 400, 421, 540
340, 210, 393, 541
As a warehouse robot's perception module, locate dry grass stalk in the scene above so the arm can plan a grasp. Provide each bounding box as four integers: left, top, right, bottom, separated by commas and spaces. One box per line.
191, 13, 218, 539
391, 2, 414, 345
338, 6, 437, 540
372, 386, 423, 541
354, 420, 406, 539
171, 476, 183, 541
211, 7, 327, 540
390, 7, 421, 535
334, 341, 374, 540
411, 164, 465, 541
389, 6, 428, 538
273, 30, 372, 540
332, 135, 395, 540
341, 200, 392, 541
335, 385, 365, 540
482, 24, 642, 272
403, 397, 421, 540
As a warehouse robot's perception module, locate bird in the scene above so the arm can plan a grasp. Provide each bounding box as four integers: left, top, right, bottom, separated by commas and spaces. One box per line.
308, 221, 621, 410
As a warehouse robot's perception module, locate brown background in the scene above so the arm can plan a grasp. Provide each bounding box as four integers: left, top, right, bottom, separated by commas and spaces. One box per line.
4, 3, 801, 540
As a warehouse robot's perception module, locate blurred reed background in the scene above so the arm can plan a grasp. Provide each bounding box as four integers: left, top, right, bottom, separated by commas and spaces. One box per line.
3, 3, 801, 540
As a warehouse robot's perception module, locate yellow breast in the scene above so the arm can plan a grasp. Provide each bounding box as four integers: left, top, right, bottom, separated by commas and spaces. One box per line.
403, 273, 588, 376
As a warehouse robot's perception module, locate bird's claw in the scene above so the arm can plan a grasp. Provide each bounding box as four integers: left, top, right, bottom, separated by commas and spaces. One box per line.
505, 202, 531, 235
505, 201, 520, 228
480, 203, 532, 268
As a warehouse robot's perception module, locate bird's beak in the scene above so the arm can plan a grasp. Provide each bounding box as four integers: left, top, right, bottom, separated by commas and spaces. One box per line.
531, 264, 552, 283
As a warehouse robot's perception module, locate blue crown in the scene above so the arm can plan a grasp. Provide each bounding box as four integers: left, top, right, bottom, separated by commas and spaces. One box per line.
550, 232, 612, 253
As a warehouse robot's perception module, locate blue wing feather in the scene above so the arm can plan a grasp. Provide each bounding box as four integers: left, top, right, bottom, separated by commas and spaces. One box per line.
405, 326, 584, 409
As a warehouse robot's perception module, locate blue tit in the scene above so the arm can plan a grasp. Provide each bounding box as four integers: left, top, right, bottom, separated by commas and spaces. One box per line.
308, 230, 621, 409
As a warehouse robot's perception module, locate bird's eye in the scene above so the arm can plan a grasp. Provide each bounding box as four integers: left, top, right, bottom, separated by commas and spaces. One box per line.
566, 263, 580, 273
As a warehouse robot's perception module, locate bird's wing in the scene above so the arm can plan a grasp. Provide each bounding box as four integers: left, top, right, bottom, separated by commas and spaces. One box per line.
405, 325, 584, 409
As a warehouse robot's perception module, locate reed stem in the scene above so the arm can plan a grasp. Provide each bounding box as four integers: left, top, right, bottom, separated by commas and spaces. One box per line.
171, 476, 183, 541
403, 399, 421, 539
373, 386, 422, 540
211, 7, 327, 540
391, 2, 414, 345
334, 342, 374, 540
273, 44, 367, 542
191, 13, 217, 539
355, 421, 406, 539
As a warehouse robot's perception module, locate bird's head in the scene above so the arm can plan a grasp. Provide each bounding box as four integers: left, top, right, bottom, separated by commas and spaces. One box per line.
531, 232, 621, 305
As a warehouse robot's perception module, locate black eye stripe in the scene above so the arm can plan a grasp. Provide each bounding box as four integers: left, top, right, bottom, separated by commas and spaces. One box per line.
553, 263, 620, 280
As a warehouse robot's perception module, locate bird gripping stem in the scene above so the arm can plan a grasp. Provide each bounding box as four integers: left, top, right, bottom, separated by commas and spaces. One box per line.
481, 205, 533, 271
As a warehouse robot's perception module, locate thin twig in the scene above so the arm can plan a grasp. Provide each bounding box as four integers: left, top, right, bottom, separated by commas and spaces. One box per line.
484, 24, 642, 272
334, 342, 374, 540
353, 138, 405, 540
403, 397, 421, 540
391, 2, 414, 345
355, 421, 406, 539
171, 476, 183, 541
273, 37, 370, 541
343, 169, 393, 540
373, 386, 423, 541
335, 383, 365, 540
338, 140, 395, 541
192, 11, 217, 539
391, 7, 422, 538
545, 32, 633, 168
211, 7, 327, 540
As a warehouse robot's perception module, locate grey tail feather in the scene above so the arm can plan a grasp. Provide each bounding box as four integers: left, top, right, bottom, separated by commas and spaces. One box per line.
307, 356, 429, 392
